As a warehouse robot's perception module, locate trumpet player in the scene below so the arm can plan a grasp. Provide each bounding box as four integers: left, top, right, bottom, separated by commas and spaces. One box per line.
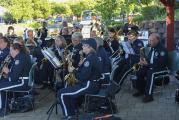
0, 37, 10, 65
133, 33, 168, 103
58, 38, 101, 119
103, 28, 120, 56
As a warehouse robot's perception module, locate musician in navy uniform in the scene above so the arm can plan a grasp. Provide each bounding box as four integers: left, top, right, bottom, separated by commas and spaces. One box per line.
58, 38, 101, 120
95, 37, 111, 84
0, 43, 31, 116
133, 33, 168, 103
103, 28, 120, 56
0, 37, 10, 64
71, 32, 83, 68
106, 30, 143, 98
113, 30, 144, 85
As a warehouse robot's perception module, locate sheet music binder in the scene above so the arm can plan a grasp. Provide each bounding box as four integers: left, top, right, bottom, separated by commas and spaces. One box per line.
121, 41, 135, 59
41, 48, 62, 69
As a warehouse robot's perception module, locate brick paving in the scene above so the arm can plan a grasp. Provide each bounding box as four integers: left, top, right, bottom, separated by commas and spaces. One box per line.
0, 76, 178, 120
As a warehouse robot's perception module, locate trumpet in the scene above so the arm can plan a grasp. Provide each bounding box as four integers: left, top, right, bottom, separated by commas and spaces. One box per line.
132, 47, 145, 71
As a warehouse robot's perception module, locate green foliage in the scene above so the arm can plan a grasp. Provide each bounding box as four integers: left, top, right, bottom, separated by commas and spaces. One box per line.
69, 0, 96, 17
175, 9, 179, 21
32, 0, 51, 19
51, 2, 72, 16
27, 21, 41, 29
95, 0, 119, 27
10, 0, 33, 22
3, 12, 15, 24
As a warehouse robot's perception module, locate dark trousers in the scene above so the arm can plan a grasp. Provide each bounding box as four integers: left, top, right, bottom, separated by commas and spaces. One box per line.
58, 81, 100, 117
136, 67, 163, 96
0, 79, 28, 109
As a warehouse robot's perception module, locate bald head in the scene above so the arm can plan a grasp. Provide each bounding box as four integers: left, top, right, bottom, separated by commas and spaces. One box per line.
148, 33, 160, 48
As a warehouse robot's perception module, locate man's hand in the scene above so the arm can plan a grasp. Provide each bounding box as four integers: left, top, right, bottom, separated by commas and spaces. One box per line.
139, 58, 148, 66
2, 66, 9, 74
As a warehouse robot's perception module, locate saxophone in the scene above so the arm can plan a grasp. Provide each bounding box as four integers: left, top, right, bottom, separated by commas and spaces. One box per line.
132, 47, 145, 71
0, 55, 12, 80
64, 53, 78, 86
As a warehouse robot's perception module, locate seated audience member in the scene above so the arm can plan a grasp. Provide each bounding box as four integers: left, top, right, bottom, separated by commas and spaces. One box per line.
0, 43, 31, 116
133, 33, 168, 103
58, 38, 101, 119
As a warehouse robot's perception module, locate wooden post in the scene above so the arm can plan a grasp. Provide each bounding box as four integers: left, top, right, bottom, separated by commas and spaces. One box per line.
160, 0, 175, 51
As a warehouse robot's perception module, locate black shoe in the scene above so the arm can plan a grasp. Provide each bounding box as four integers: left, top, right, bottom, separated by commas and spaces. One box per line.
142, 95, 153, 103
133, 92, 144, 97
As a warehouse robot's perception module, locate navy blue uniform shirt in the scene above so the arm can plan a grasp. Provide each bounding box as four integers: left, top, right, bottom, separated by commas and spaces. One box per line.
147, 43, 168, 69
71, 43, 82, 68
96, 46, 111, 73
75, 52, 101, 83
128, 39, 144, 65
8, 52, 31, 82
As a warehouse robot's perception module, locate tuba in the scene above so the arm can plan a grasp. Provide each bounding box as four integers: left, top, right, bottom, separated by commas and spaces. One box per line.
132, 47, 145, 71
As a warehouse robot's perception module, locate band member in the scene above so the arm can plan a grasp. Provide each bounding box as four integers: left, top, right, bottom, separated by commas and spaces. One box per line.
107, 30, 144, 97
37, 22, 48, 47
72, 23, 82, 33
61, 27, 72, 45
58, 38, 101, 119
71, 32, 83, 68
0, 43, 31, 116
133, 33, 168, 103
4, 26, 17, 42
26, 29, 40, 49
95, 37, 111, 83
103, 28, 120, 56
0, 37, 10, 64
54, 35, 67, 60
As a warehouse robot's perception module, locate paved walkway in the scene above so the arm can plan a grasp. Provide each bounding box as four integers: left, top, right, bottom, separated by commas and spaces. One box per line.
0, 76, 178, 120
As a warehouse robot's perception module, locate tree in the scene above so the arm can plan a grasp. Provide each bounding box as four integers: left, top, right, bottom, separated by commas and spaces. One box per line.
32, 0, 51, 19
69, 0, 96, 18
51, 2, 72, 16
95, 0, 119, 29
9, 0, 33, 23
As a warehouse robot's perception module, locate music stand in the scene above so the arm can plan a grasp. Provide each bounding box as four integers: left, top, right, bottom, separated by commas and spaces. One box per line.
41, 48, 63, 120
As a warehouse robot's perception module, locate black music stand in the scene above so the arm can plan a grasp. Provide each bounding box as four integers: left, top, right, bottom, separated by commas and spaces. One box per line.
41, 48, 63, 120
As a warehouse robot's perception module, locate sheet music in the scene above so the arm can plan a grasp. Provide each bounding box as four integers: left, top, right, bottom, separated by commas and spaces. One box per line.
41, 48, 62, 69
121, 41, 135, 58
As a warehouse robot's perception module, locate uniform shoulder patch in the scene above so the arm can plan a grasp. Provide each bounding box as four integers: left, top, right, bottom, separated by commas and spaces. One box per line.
155, 52, 159, 57
84, 61, 90, 67
15, 60, 20, 65
160, 51, 165, 56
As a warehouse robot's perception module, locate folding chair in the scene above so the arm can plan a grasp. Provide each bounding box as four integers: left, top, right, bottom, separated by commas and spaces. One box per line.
151, 67, 170, 94
4, 62, 37, 114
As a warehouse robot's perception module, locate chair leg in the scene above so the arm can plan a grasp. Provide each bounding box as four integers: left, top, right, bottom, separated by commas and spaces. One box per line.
4, 91, 8, 118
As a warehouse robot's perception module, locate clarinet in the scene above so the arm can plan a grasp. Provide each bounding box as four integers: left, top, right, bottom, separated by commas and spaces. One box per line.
0, 55, 12, 80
